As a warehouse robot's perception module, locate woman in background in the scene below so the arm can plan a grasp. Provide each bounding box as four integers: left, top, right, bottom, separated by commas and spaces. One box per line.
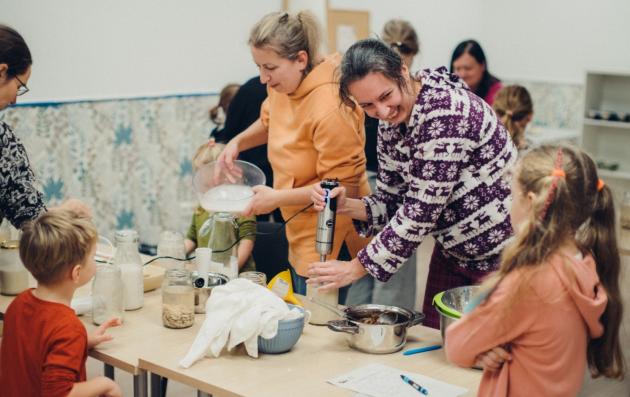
217, 12, 370, 295
209, 83, 240, 142
348, 19, 421, 310
450, 39, 502, 105
0, 24, 90, 229
493, 85, 533, 152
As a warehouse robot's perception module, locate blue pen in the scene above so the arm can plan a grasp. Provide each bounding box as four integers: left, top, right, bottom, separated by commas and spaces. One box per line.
403, 344, 442, 356
400, 374, 429, 395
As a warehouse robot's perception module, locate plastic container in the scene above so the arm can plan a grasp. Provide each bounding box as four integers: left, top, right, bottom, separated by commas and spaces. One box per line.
114, 229, 144, 310
162, 269, 195, 329
92, 263, 124, 325
258, 305, 305, 354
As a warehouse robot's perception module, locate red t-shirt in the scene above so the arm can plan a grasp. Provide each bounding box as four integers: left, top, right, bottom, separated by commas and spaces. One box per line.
0, 289, 87, 397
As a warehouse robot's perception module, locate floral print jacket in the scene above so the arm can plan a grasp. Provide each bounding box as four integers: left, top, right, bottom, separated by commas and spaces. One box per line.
0, 121, 45, 229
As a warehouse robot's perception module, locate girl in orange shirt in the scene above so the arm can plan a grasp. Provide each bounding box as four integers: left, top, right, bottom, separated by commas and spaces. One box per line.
446, 145, 624, 396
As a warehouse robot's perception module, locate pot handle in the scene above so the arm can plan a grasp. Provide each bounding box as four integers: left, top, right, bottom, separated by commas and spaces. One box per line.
327, 320, 359, 335
409, 311, 425, 327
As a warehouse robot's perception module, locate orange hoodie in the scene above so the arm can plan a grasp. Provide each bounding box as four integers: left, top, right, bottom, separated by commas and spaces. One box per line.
261, 53, 370, 275
445, 252, 607, 397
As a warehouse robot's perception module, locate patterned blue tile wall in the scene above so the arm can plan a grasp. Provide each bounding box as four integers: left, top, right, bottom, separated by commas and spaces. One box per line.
1, 94, 216, 243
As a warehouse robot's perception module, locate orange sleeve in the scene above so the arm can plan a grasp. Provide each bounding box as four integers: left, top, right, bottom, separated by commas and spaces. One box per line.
41, 321, 88, 397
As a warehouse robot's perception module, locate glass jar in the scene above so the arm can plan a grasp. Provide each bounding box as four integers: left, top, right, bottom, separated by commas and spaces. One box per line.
162, 269, 195, 328
157, 230, 186, 270
0, 240, 29, 296
92, 263, 124, 325
113, 229, 144, 310
207, 212, 238, 279
238, 271, 267, 287
621, 191, 630, 230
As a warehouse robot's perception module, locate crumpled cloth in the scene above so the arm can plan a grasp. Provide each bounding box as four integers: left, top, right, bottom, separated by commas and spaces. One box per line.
179, 278, 302, 368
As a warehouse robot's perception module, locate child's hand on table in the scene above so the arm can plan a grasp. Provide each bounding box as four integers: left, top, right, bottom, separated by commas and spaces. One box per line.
88, 317, 122, 349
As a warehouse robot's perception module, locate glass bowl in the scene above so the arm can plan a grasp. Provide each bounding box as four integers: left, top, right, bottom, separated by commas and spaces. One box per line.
192, 160, 266, 214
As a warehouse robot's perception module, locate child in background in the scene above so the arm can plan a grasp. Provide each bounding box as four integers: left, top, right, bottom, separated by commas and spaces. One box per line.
185, 141, 256, 272
209, 83, 241, 143
0, 210, 121, 397
493, 85, 533, 152
446, 145, 625, 397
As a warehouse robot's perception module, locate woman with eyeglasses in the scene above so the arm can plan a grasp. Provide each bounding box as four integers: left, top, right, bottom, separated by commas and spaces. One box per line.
217, 11, 370, 296
0, 24, 91, 229
346, 19, 421, 310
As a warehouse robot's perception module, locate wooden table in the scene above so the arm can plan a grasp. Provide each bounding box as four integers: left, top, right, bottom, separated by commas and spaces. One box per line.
137, 321, 481, 397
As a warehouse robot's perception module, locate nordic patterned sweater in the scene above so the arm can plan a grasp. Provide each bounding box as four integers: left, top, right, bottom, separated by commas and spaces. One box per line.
355, 67, 516, 282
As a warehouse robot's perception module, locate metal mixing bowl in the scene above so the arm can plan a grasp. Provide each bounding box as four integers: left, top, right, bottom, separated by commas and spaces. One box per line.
434, 286, 480, 344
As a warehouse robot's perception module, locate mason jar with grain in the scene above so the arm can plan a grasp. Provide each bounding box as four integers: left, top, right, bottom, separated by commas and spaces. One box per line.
162, 269, 195, 329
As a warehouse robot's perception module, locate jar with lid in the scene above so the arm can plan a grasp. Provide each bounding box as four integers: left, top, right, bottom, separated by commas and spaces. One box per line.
157, 230, 186, 269
113, 229, 144, 310
162, 269, 195, 328
621, 191, 630, 230
0, 240, 29, 296
238, 271, 267, 287
92, 263, 124, 325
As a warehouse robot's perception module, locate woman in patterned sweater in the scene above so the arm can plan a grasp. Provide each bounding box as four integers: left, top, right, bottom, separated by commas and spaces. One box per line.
0, 25, 89, 229
309, 39, 517, 328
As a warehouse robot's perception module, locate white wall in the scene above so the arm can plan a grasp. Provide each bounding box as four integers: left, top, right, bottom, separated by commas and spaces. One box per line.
3, 0, 630, 103
2, 0, 282, 102
477, 0, 630, 84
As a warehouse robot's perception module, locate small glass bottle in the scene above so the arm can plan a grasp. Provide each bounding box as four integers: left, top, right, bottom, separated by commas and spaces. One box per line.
621, 191, 630, 230
0, 240, 29, 296
113, 229, 144, 310
238, 271, 267, 287
157, 230, 186, 270
92, 263, 124, 325
162, 269, 195, 329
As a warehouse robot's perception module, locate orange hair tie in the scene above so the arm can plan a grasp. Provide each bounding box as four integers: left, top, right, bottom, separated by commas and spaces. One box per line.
551, 169, 566, 178
597, 178, 605, 191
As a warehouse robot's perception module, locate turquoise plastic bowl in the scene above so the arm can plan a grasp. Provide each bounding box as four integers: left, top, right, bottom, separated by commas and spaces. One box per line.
258, 305, 305, 354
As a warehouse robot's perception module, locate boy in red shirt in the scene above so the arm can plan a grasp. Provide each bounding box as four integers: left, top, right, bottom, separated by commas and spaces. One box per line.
0, 210, 121, 397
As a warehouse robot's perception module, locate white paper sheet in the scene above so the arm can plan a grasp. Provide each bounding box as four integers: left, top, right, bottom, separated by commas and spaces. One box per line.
329, 363, 468, 397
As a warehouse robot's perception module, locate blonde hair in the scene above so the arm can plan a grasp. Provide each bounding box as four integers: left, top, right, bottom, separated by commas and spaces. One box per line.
486, 145, 624, 379
209, 83, 240, 124
19, 209, 98, 285
493, 85, 533, 149
381, 19, 419, 56
192, 141, 225, 172
249, 11, 322, 74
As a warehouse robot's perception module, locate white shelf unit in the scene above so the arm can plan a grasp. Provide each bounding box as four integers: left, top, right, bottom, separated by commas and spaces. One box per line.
582, 70, 630, 203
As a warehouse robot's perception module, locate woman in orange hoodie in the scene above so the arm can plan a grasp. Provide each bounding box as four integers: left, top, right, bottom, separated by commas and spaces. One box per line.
446, 145, 625, 396
217, 11, 370, 294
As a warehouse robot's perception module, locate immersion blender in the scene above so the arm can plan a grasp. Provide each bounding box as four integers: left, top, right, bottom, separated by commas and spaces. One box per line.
308, 179, 340, 325
315, 179, 339, 262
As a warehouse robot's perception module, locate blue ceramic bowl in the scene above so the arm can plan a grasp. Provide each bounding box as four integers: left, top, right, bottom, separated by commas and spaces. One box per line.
258, 304, 305, 354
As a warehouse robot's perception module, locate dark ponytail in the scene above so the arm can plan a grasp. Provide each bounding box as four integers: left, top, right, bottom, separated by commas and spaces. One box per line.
0, 25, 32, 77
578, 181, 625, 379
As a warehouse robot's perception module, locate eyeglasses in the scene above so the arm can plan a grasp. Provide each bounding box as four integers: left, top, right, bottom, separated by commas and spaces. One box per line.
15, 75, 29, 96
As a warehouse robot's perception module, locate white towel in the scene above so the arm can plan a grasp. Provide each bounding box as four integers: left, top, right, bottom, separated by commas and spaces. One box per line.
179, 278, 302, 368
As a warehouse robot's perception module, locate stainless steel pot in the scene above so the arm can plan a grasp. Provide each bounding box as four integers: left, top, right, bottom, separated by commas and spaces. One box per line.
327, 304, 425, 354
